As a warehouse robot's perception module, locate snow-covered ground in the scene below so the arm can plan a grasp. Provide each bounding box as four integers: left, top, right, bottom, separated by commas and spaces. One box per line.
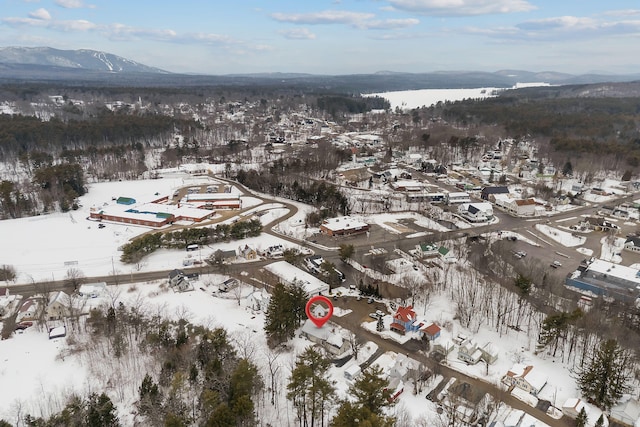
364, 83, 550, 110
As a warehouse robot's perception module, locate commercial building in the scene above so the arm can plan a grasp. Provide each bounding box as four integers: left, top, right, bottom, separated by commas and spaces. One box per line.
320, 216, 369, 236
566, 258, 640, 302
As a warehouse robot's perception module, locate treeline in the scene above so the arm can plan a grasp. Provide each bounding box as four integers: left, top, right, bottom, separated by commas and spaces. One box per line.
0, 162, 85, 218
317, 95, 390, 117
442, 96, 640, 165
0, 111, 196, 157
236, 169, 349, 222
121, 219, 262, 263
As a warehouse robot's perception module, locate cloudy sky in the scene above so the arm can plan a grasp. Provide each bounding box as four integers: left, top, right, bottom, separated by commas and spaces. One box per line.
1, 0, 639, 75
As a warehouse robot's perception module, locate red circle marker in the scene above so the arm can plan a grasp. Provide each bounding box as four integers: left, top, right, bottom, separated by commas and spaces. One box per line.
305, 295, 334, 328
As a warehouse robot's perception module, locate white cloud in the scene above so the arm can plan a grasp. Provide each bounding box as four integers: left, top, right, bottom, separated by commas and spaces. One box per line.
466, 14, 640, 41
356, 18, 419, 30
387, 0, 536, 16
55, 0, 85, 8
28, 8, 51, 20
271, 10, 375, 25
278, 28, 316, 40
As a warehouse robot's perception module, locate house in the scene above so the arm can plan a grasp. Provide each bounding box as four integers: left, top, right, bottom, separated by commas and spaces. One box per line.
446, 191, 471, 205
16, 299, 38, 322
390, 306, 420, 335
239, 245, 258, 260
446, 380, 490, 425
262, 244, 284, 259
501, 364, 547, 396
216, 249, 237, 262
438, 246, 457, 263
416, 243, 439, 257
458, 340, 483, 365
319, 216, 370, 236
389, 354, 421, 381
246, 290, 270, 311
610, 397, 640, 427
169, 269, 185, 287
481, 186, 509, 201
421, 323, 441, 341
458, 202, 493, 222
580, 216, 620, 232
300, 320, 351, 357
432, 337, 455, 356
480, 342, 499, 365
624, 236, 640, 253
46, 291, 70, 320
494, 195, 537, 217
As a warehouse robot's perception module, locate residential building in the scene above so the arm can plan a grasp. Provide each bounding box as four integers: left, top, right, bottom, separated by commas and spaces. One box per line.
390, 306, 421, 335
446, 191, 471, 205
481, 186, 509, 201
239, 245, 258, 260
458, 340, 482, 365
458, 202, 493, 222
421, 323, 441, 341
445, 380, 490, 425
624, 236, 640, 253
480, 342, 499, 365
46, 291, 71, 321
501, 364, 547, 396
300, 320, 350, 357
438, 246, 457, 263
609, 398, 640, 427
493, 195, 537, 217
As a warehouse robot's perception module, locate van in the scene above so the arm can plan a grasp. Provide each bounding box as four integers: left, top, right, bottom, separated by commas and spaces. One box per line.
186, 244, 199, 252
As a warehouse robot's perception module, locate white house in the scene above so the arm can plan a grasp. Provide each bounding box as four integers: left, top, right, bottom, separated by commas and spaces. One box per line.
300, 320, 350, 357
610, 398, 640, 427
501, 364, 547, 396
458, 202, 494, 222
494, 194, 537, 217
246, 290, 270, 312
344, 364, 361, 381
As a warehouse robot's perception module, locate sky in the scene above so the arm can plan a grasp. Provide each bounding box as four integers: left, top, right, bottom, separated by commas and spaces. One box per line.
0, 0, 639, 75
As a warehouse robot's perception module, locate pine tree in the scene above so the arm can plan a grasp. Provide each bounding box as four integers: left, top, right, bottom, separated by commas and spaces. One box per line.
577, 339, 633, 410
376, 315, 383, 332
264, 283, 307, 346
332, 366, 395, 426
575, 407, 588, 427
287, 347, 336, 427
594, 414, 605, 427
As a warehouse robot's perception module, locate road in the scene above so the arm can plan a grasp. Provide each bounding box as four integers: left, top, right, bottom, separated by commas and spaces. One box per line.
7, 179, 638, 425
331, 296, 573, 426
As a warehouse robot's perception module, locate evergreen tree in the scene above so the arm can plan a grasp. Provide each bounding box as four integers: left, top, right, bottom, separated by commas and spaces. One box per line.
594, 414, 605, 427
562, 160, 573, 177
332, 366, 395, 426
376, 315, 384, 332
86, 393, 119, 427
575, 407, 588, 427
287, 347, 336, 427
264, 283, 307, 346
577, 339, 633, 411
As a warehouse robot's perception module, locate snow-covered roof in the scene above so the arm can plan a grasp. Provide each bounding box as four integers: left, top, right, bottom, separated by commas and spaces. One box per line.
320, 216, 368, 232
182, 193, 240, 202
264, 261, 330, 296
586, 259, 640, 286
301, 319, 344, 348
507, 364, 547, 391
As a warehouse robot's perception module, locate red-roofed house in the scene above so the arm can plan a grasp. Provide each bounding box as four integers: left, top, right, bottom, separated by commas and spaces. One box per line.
390, 305, 421, 335
421, 323, 441, 341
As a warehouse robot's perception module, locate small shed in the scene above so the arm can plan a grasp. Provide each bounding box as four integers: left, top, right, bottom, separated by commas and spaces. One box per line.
344, 364, 361, 380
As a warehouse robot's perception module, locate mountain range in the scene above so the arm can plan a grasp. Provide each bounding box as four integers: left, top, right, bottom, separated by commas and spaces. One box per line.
0, 47, 639, 92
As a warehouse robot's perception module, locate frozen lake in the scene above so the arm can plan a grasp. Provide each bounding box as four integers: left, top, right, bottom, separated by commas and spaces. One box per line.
366, 82, 550, 110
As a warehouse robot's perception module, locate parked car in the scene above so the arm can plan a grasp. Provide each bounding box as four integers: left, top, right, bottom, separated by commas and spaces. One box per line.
367, 297, 374, 304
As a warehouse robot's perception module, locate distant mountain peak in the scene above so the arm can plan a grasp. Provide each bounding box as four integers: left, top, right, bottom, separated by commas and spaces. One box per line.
0, 46, 169, 74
